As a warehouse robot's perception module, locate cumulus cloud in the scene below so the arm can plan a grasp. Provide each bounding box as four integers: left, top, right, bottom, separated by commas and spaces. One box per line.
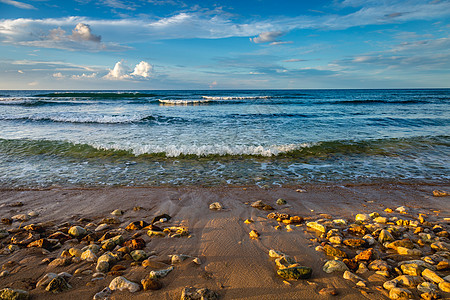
0, 0, 36, 10
71, 23, 101, 42
105, 60, 152, 80
131, 61, 152, 78
72, 72, 97, 79
250, 31, 283, 44
52, 72, 65, 79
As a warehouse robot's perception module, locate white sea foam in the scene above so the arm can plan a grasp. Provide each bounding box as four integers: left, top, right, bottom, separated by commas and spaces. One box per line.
0, 114, 146, 124
159, 99, 210, 105
201, 96, 270, 100
91, 142, 311, 157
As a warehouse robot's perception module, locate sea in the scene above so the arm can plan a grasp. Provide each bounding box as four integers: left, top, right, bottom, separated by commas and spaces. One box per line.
0, 89, 449, 188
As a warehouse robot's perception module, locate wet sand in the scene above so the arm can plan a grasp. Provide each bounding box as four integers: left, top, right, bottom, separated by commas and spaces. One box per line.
0, 183, 449, 299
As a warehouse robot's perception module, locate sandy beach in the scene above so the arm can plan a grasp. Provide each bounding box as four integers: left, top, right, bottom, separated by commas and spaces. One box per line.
0, 183, 449, 299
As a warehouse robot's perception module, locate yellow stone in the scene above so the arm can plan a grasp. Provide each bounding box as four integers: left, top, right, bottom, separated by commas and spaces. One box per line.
384, 208, 393, 213
249, 230, 260, 239
244, 219, 253, 224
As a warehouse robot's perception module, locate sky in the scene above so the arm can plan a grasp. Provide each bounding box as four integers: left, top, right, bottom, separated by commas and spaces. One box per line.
0, 0, 449, 90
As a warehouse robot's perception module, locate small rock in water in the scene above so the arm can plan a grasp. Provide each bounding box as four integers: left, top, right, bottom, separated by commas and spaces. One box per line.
209, 202, 223, 210
181, 287, 219, 300
109, 276, 140, 293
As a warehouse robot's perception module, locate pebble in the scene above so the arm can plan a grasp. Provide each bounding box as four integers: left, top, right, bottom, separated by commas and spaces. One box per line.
318, 287, 338, 296
323, 260, 349, 273
249, 230, 259, 239
306, 221, 326, 233
93, 287, 111, 300
209, 202, 223, 210
111, 209, 123, 216
95, 224, 109, 232
181, 287, 218, 300
45, 276, 72, 294
388, 287, 412, 299
141, 278, 162, 291
68, 226, 87, 237
277, 266, 312, 280
343, 271, 364, 283
438, 281, 450, 292
109, 276, 140, 293
0, 288, 29, 300
148, 266, 174, 279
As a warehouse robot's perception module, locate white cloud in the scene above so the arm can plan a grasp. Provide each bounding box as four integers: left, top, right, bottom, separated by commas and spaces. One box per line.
250, 31, 283, 44
72, 73, 97, 79
17, 70, 24, 73
105, 61, 131, 80
0, 0, 36, 10
131, 61, 152, 78
71, 23, 101, 42
52, 72, 65, 79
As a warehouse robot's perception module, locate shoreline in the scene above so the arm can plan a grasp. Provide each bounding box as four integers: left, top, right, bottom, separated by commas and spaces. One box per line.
0, 183, 449, 299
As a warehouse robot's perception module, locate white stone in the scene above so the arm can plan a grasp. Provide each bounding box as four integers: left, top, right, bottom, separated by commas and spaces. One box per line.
109, 276, 140, 293
148, 266, 173, 279
323, 260, 349, 273
209, 202, 223, 210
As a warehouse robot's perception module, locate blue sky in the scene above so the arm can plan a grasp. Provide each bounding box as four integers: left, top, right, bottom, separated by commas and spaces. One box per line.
0, 0, 449, 89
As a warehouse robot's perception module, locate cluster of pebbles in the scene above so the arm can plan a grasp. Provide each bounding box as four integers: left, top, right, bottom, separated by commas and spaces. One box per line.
247, 191, 449, 299
0, 205, 217, 300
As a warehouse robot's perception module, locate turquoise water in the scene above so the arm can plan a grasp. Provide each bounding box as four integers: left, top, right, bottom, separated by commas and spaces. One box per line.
0, 89, 449, 187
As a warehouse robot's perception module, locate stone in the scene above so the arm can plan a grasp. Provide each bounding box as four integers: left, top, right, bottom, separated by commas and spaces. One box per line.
323, 245, 347, 258
343, 271, 364, 283
347, 224, 367, 235
355, 214, 370, 222
130, 250, 147, 261
420, 291, 440, 300
124, 238, 146, 250
386, 239, 415, 250
111, 209, 123, 216
438, 281, 450, 292
333, 219, 347, 226
432, 190, 448, 197
379, 229, 395, 243
343, 258, 358, 270
0, 270, 9, 278
384, 280, 398, 290
397, 247, 421, 256
422, 269, 444, 284
398, 260, 436, 271
269, 249, 285, 258
48, 258, 71, 267
355, 248, 373, 261
318, 287, 338, 296
26, 238, 54, 250
395, 206, 407, 214
244, 219, 253, 224
69, 248, 82, 257
249, 230, 259, 239
68, 226, 86, 237
209, 202, 223, 210
95, 224, 109, 232
193, 257, 202, 265
276, 198, 286, 205
323, 260, 349, 273
306, 221, 326, 233
275, 256, 296, 269
100, 217, 120, 224
12, 214, 29, 221
109, 276, 140, 293
93, 287, 111, 300
37, 273, 58, 288
45, 276, 72, 294
171, 254, 190, 264
356, 281, 366, 287
329, 236, 342, 244
395, 275, 424, 287
277, 266, 312, 280
417, 282, 438, 293
180, 287, 218, 300
363, 234, 376, 246
141, 278, 162, 291
436, 261, 449, 270
401, 263, 424, 276
0, 288, 29, 300
126, 221, 149, 231
81, 249, 97, 262
148, 230, 166, 237
389, 287, 413, 299
343, 238, 367, 248
431, 242, 450, 251
149, 266, 174, 279
356, 263, 369, 274
374, 217, 388, 224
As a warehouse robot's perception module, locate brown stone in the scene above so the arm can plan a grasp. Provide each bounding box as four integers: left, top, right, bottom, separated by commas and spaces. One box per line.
386, 239, 415, 250
47, 232, 71, 242
343, 258, 358, 271
436, 261, 449, 271
110, 265, 126, 272
347, 224, 368, 235
323, 245, 347, 258
125, 221, 150, 231
124, 238, 146, 250
355, 248, 374, 262
27, 238, 54, 250
319, 287, 338, 296
1, 218, 12, 225
343, 238, 367, 248
141, 278, 162, 291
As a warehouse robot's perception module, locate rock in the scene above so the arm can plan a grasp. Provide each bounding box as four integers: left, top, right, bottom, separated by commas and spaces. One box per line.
10, 232, 38, 246
356, 263, 369, 274
45, 276, 72, 294
171, 254, 190, 264
0, 288, 29, 300
69, 248, 82, 257
374, 217, 388, 224
151, 213, 171, 224
141, 278, 162, 291
26, 238, 54, 250
347, 224, 367, 235
379, 229, 395, 243
343, 238, 367, 248
180, 287, 218, 300
417, 282, 438, 293
389, 287, 413, 299
333, 219, 347, 226
323, 260, 349, 273
432, 190, 448, 197
81, 249, 97, 262
318, 287, 338, 296
395, 275, 424, 287
384, 279, 398, 290
124, 238, 146, 250
398, 260, 436, 271
355, 248, 373, 261
355, 214, 370, 222
249, 230, 259, 239
93, 287, 111, 300
192, 257, 202, 265
0, 270, 9, 278
438, 281, 450, 292
422, 269, 444, 284
431, 242, 450, 251
397, 247, 421, 256
109, 276, 140, 293
401, 263, 424, 276
363, 234, 376, 246
276, 198, 286, 205
111, 209, 123, 216
269, 249, 285, 258
244, 219, 253, 224
95, 224, 109, 232
12, 214, 29, 221
100, 217, 120, 224
148, 266, 174, 279
343, 271, 364, 283
356, 281, 366, 287
148, 230, 166, 237
395, 206, 407, 214
48, 258, 71, 267
323, 245, 347, 258
37, 273, 58, 288
209, 202, 223, 210
386, 239, 415, 250
96, 253, 117, 272
306, 222, 326, 233
277, 266, 312, 280
420, 291, 440, 300
275, 255, 297, 269
125, 221, 149, 230
329, 236, 342, 244
68, 226, 87, 237
130, 250, 147, 261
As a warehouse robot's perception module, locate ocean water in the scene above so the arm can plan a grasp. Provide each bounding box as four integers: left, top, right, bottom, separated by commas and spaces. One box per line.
0, 89, 449, 188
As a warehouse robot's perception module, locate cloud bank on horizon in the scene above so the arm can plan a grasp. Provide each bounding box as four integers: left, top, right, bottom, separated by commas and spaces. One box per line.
0, 0, 449, 89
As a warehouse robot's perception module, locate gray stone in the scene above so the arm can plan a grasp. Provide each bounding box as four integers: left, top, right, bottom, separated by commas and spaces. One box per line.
109, 276, 140, 293
68, 226, 87, 237
93, 287, 111, 300
181, 287, 218, 300
0, 288, 29, 300
323, 260, 349, 273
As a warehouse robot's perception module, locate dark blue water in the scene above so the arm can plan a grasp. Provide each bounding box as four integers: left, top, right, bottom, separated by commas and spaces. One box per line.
0, 89, 449, 187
